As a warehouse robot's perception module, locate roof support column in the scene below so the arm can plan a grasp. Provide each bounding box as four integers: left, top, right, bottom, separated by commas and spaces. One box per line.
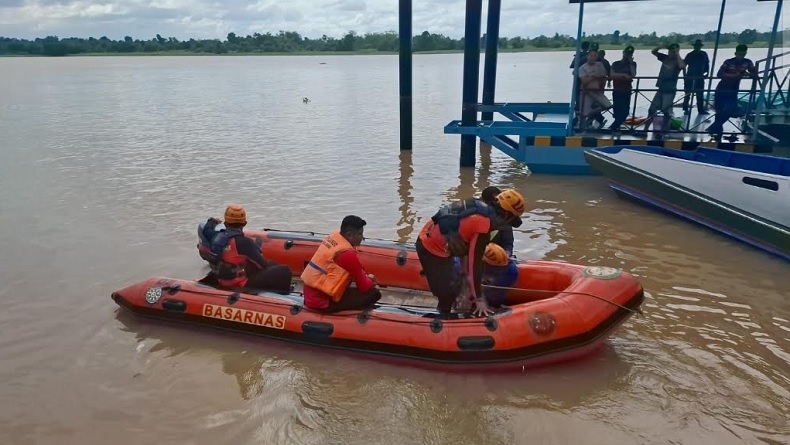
481, 0, 502, 122
460, 0, 484, 168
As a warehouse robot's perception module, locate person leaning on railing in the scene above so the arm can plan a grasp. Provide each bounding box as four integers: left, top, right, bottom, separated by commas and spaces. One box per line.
609, 45, 637, 132
706, 44, 759, 139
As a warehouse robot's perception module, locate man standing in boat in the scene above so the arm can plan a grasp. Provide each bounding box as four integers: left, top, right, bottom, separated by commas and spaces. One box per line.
416, 190, 526, 319
648, 43, 686, 119
208, 204, 293, 293
706, 44, 758, 139
301, 215, 382, 313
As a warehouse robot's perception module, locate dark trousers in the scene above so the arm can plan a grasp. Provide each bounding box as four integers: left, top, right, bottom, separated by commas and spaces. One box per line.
707, 89, 738, 136
322, 287, 382, 313
683, 78, 706, 112
415, 238, 486, 314
246, 265, 293, 294
610, 90, 632, 130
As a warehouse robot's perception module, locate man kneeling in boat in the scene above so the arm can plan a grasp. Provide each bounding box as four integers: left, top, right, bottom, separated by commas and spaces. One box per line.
416, 189, 526, 319
301, 215, 382, 313
481, 243, 519, 308
205, 204, 293, 294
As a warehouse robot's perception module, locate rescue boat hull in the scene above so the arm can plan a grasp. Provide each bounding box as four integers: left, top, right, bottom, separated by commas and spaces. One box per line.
113, 229, 645, 372
112, 276, 642, 372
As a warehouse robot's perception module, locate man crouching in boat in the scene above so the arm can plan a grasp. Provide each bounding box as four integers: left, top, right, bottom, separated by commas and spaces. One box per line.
481, 243, 519, 308
480, 186, 522, 258
416, 190, 526, 319
301, 215, 382, 313
203, 204, 293, 294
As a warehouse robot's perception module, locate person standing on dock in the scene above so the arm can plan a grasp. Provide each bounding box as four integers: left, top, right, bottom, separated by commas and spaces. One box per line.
416, 190, 526, 319
569, 41, 591, 73
648, 43, 686, 119
578, 49, 612, 129
706, 44, 758, 139
682, 39, 711, 115
609, 45, 638, 132
571, 41, 604, 128
301, 215, 382, 313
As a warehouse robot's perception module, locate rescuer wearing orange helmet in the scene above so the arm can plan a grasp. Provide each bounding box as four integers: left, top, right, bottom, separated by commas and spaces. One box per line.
204, 204, 292, 293
480, 186, 522, 257
481, 243, 519, 308
416, 189, 526, 318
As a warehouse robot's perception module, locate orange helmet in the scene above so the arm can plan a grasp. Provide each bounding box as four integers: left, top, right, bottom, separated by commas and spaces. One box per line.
223, 204, 247, 225
483, 243, 509, 266
496, 189, 526, 217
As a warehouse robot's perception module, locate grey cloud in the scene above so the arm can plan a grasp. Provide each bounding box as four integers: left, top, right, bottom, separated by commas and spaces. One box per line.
0, 0, 783, 41
0, 0, 26, 8
328, 0, 366, 12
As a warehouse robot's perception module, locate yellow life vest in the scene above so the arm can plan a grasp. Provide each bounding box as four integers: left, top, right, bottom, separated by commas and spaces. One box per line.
300, 231, 354, 302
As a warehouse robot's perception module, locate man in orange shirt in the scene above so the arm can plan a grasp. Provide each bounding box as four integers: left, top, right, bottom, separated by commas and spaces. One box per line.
416, 190, 526, 318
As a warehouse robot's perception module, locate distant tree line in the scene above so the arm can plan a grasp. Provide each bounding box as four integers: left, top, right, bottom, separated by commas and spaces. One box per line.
0, 29, 776, 57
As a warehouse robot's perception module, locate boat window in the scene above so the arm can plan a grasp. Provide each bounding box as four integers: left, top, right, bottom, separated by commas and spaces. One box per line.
742, 176, 779, 191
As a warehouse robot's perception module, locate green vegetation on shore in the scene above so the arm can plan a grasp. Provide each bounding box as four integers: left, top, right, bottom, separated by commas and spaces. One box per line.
0, 29, 777, 57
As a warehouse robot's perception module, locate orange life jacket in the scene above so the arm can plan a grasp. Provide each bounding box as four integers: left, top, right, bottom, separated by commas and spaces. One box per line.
216, 234, 248, 288
418, 213, 491, 258
300, 231, 353, 302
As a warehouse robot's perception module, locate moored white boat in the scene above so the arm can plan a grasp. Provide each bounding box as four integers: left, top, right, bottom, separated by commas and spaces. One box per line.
584, 145, 790, 261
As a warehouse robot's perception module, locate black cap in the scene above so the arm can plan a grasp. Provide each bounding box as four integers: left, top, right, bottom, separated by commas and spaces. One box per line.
481, 186, 502, 205
693, 39, 704, 47
623, 45, 635, 53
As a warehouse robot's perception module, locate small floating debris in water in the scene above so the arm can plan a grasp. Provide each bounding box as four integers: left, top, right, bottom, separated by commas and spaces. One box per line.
319, 62, 327, 65
303, 97, 310, 103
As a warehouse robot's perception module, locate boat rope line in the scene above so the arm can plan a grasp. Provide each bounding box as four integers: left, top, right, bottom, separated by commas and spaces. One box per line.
482, 284, 643, 316
279, 240, 422, 262
158, 285, 488, 326
255, 239, 642, 317
261, 228, 413, 245
261, 227, 538, 245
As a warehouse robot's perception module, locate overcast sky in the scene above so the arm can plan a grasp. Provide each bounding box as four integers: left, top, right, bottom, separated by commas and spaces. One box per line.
0, 0, 785, 41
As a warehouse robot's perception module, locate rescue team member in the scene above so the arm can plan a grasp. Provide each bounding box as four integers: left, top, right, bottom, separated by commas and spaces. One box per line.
208, 204, 292, 293
480, 186, 522, 257
301, 215, 382, 313
481, 243, 519, 308
416, 189, 526, 319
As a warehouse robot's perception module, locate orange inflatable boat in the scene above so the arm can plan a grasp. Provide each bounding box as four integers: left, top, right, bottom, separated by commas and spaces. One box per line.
111, 228, 644, 372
